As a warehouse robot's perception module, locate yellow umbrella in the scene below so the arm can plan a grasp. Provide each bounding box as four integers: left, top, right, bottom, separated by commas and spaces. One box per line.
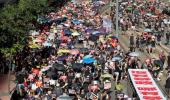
29, 44, 40, 49
57, 49, 70, 54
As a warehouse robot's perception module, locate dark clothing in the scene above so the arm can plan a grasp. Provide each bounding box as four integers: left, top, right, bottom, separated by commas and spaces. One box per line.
130, 35, 135, 45
165, 77, 170, 89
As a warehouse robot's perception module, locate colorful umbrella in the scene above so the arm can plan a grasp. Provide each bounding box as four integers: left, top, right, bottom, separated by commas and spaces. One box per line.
83, 58, 96, 64
83, 55, 93, 59
69, 49, 79, 55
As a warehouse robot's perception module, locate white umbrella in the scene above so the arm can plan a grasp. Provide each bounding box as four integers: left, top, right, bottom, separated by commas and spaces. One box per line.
72, 31, 80, 36
57, 94, 72, 100
128, 52, 140, 57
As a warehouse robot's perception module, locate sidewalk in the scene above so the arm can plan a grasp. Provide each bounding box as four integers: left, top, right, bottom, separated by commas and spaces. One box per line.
0, 74, 16, 100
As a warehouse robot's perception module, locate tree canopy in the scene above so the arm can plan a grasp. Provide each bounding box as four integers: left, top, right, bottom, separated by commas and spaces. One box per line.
0, 0, 50, 56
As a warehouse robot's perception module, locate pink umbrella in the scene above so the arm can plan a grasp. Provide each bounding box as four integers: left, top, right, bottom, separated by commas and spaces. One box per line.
69, 49, 80, 55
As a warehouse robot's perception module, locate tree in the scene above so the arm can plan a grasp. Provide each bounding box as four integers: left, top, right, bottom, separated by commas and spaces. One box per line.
0, 0, 49, 56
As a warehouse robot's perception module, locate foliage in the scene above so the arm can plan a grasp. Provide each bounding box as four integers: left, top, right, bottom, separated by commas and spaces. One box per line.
0, 0, 49, 56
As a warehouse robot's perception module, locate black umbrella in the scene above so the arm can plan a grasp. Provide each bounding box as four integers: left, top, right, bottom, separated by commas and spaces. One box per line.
52, 63, 65, 71
72, 63, 84, 70
79, 48, 89, 53
89, 35, 99, 42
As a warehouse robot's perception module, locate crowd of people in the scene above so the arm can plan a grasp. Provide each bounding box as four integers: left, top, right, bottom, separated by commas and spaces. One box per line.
7, 0, 170, 100
118, 0, 170, 53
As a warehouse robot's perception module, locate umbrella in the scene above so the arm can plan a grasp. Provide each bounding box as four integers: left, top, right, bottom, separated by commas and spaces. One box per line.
57, 55, 68, 61
83, 55, 93, 59
129, 52, 140, 57
89, 35, 99, 41
154, 60, 163, 67
69, 49, 79, 55
106, 47, 116, 52
72, 19, 81, 25
64, 29, 72, 35
72, 31, 80, 36
72, 63, 84, 70
43, 41, 52, 47
79, 48, 89, 53
57, 94, 72, 100
101, 73, 113, 79
112, 56, 122, 61
83, 58, 96, 64
29, 44, 40, 49
85, 28, 95, 33
110, 35, 118, 40
57, 49, 70, 54
92, 31, 100, 35
145, 13, 152, 16
144, 28, 152, 32
52, 63, 65, 71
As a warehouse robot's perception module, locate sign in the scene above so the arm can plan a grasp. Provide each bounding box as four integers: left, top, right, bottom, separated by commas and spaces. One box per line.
128, 69, 166, 100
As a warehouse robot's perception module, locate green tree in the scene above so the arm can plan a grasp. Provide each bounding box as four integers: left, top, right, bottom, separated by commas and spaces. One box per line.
0, 0, 49, 56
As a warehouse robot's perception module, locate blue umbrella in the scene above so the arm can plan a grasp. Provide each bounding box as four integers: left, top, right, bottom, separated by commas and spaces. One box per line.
112, 56, 122, 61
83, 58, 96, 64
43, 41, 52, 47
72, 19, 81, 25
83, 55, 92, 59
64, 29, 72, 35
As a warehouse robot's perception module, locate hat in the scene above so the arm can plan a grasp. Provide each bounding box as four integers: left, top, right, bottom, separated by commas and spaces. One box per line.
104, 80, 111, 83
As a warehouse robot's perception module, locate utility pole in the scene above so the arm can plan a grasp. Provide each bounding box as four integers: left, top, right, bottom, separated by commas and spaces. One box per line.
115, 0, 119, 37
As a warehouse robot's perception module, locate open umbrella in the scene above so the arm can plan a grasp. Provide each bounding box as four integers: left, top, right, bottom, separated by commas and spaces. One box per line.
69, 49, 79, 55
154, 60, 163, 67
52, 63, 65, 71
89, 35, 99, 42
58, 94, 72, 100
72, 19, 81, 25
79, 48, 89, 53
43, 41, 52, 47
83, 55, 93, 59
57, 49, 70, 54
144, 28, 152, 32
83, 58, 96, 64
145, 13, 152, 16
72, 63, 84, 70
129, 52, 140, 57
112, 56, 122, 61
85, 28, 95, 33
57, 55, 68, 61
92, 31, 100, 35
72, 31, 80, 36
64, 29, 72, 35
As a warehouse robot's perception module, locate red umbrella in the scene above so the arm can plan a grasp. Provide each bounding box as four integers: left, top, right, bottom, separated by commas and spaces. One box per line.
69, 49, 80, 55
